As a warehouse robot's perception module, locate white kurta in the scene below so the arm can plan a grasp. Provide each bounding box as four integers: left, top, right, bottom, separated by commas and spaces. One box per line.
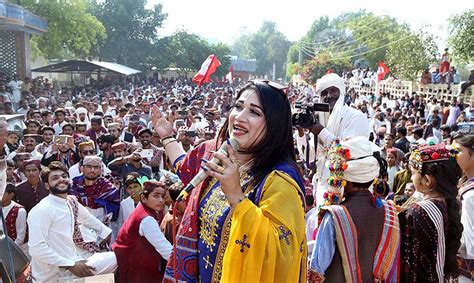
139, 216, 173, 260
28, 195, 117, 282
53, 121, 68, 135
2, 201, 28, 254
314, 106, 370, 208
459, 189, 474, 260
116, 197, 135, 230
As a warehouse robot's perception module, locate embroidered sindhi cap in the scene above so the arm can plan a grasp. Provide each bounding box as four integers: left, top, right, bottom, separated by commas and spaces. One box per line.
409, 144, 457, 172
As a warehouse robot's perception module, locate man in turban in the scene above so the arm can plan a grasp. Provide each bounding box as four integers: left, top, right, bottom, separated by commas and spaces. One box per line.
308, 137, 400, 282
308, 73, 371, 208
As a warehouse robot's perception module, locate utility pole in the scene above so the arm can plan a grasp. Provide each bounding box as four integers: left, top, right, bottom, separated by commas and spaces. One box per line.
272, 62, 276, 81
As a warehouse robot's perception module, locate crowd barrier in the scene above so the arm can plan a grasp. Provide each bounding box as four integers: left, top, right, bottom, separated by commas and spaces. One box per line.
346, 80, 473, 103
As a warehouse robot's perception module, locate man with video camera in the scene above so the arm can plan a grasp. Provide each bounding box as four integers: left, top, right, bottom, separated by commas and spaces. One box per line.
294, 73, 370, 208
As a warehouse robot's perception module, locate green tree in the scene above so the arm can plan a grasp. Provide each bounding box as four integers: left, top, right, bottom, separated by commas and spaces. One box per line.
386, 28, 438, 80
93, 0, 167, 70
166, 30, 211, 72
448, 9, 474, 64
232, 21, 290, 79
336, 12, 410, 67
209, 42, 232, 78
162, 30, 231, 78
20, 0, 106, 59
301, 52, 352, 83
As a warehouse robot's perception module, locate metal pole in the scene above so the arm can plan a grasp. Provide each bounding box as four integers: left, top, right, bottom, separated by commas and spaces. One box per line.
0, 208, 16, 283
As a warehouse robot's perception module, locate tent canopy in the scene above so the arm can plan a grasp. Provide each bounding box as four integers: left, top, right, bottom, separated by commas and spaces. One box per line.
31, 60, 141, 76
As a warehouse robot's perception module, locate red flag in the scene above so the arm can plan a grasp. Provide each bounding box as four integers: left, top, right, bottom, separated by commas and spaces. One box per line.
225, 65, 234, 82
377, 61, 389, 81
192, 54, 221, 87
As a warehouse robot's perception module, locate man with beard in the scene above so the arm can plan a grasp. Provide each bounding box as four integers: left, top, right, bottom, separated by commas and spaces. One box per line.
69, 141, 110, 180
35, 126, 55, 155
13, 134, 43, 160
137, 128, 164, 173
41, 135, 78, 167
14, 159, 48, 212
108, 122, 135, 143
70, 156, 120, 223
307, 73, 370, 208
28, 162, 117, 282
97, 134, 115, 166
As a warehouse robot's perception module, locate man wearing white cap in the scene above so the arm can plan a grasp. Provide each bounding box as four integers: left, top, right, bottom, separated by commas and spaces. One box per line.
308, 137, 400, 282
309, 73, 370, 208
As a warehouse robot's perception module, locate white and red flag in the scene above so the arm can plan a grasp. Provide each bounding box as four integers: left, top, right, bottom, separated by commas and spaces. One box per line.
225, 65, 234, 82
377, 61, 390, 81
192, 54, 221, 87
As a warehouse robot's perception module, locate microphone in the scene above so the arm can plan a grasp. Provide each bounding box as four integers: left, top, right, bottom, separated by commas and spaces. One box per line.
176, 137, 239, 201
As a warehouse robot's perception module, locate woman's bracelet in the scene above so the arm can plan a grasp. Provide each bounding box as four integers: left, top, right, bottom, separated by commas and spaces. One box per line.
162, 137, 177, 147
161, 135, 175, 142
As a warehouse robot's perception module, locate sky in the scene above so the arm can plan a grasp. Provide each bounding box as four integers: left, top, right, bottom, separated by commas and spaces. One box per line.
147, 0, 472, 50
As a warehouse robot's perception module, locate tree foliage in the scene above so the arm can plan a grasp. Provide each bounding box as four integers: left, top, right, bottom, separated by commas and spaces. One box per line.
232, 21, 290, 79
162, 30, 231, 78
301, 52, 352, 84
448, 9, 474, 64
335, 11, 410, 67
92, 0, 167, 70
386, 28, 438, 80
20, 0, 106, 59
287, 11, 437, 82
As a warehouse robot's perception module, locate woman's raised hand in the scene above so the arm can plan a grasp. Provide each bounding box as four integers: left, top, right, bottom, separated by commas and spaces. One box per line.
151, 105, 174, 138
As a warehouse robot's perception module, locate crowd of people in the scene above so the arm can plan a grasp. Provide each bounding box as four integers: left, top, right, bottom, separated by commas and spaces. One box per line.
0, 70, 472, 282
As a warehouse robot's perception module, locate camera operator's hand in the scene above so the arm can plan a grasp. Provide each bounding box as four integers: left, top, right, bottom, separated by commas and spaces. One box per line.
309, 122, 325, 136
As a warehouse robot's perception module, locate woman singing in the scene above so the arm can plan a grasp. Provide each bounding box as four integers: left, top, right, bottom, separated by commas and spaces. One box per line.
152, 80, 307, 282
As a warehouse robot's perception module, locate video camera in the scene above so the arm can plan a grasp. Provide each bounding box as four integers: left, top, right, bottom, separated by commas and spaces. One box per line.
291, 102, 330, 128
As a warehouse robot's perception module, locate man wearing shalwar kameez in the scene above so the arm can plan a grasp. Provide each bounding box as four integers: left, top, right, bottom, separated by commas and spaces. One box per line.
28, 162, 117, 282
309, 137, 401, 282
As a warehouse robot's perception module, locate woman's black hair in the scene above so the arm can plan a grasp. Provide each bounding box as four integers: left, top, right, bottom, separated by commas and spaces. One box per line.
421, 159, 463, 277
452, 132, 474, 154
218, 81, 299, 187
